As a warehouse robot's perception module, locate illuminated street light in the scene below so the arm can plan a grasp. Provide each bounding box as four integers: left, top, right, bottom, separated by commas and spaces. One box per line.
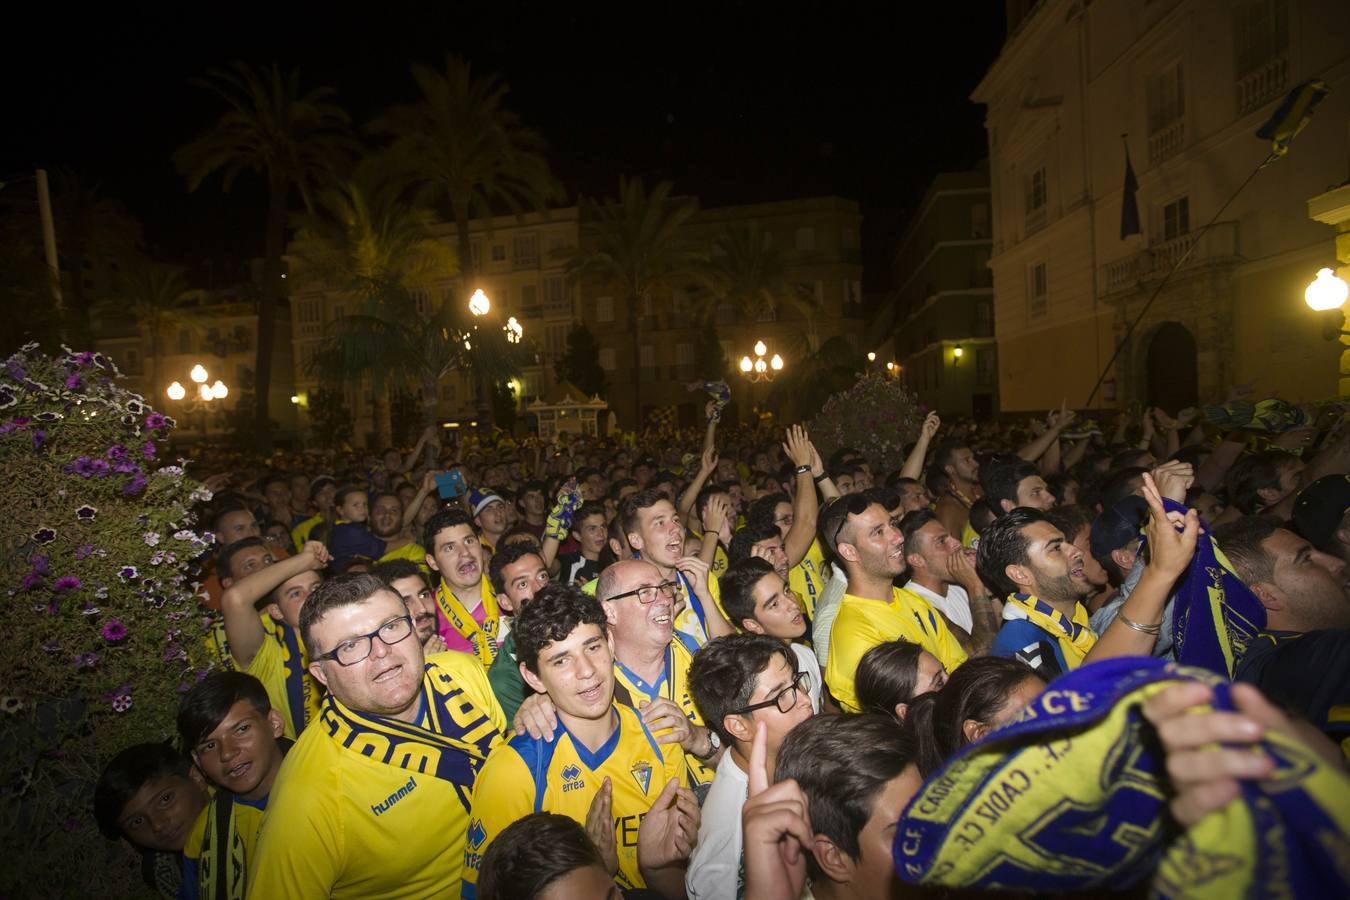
469, 289, 491, 317
753, 340, 767, 357
867, 352, 876, 362
167, 381, 186, 401
189, 364, 208, 384
505, 316, 523, 343
953, 344, 964, 365
770, 354, 783, 371
886, 361, 896, 372
198, 383, 213, 402
210, 380, 229, 399
739, 339, 783, 384
1305, 267, 1348, 312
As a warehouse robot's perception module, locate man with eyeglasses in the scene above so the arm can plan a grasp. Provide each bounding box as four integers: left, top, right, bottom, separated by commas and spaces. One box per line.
686, 633, 816, 899
462, 585, 698, 899
822, 494, 968, 713
247, 573, 506, 899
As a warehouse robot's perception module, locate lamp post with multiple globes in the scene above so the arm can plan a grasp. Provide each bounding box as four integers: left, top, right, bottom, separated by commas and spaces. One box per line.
738, 340, 784, 424
166, 364, 229, 440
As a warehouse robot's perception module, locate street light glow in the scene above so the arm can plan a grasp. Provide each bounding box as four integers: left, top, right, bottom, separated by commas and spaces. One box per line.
740, 356, 753, 373
198, 383, 214, 402
867, 352, 876, 362
468, 289, 491, 316
1305, 267, 1348, 312
770, 354, 783, 371
753, 340, 767, 357
211, 380, 229, 399
167, 381, 186, 401
189, 364, 208, 384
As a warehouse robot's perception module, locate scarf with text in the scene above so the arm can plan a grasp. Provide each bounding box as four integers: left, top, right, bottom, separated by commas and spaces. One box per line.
894, 656, 1350, 897
435, 577, 500, 667
320, 660, 502, 812
1007, 593, 1096, 669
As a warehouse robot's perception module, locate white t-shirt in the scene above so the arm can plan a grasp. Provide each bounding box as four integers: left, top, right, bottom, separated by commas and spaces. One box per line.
790, 642, 823, 713
812, 564, 850, 670
686, 751, 749, 899
904, 580, 973, 634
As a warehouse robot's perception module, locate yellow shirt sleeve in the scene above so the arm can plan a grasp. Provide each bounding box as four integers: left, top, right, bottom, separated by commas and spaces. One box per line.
461, 745, 534, 898
246, 752, 346, 899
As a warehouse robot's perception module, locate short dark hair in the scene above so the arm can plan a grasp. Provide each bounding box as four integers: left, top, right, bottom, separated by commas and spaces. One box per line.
177, 671, 272, 750
925, 467, 952, 498
334, 484, 367, 509
728, 521, 781, 566
618, 488, 673, 538
218, 536, 268, 582
489, 542, 546, 596
1099, 466, 1147, 508
818, 494, 873, 557
899, 509, 939, 562
855, 640, 926, 718
477, 812, 605, 900
774, 714, 917, 881
931, 440, 972, 475
688, 633, 793, 747
500, 525, 542, 551
1227, 451, 1298, 515
606, 477, 638, 504
975, 507, 1050, 597
908, 657, 1043, 777
968, 498, 997, 536
1044, 504, 1094, 546
421, 507, 477, 557
298, 572, 393, 659
513, 584, 608, 675
570, 501, 606, 531
371, 558, 429, 591
981, 459, 1041, 512
694, 483, 729, 521
863, 485, 900, 514
747, 493, 790, 529
719, 557, 776, 628
93, 742, 192, 842
1212, 517, 1282, 585
210, 499, 254, 537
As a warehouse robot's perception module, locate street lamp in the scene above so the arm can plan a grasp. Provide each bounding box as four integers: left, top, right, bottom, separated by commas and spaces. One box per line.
166, 363, 228, 440
505, 316, 523, 343
468, 289, 491, 317
738, 340, 783, 384
1305, 268, 1348, 311
953, 344, 964, 365
867, 352, 876, 362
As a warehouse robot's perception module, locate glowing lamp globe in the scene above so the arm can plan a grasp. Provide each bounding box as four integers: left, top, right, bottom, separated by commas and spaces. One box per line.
770, 354, 783, 371
753, 340, 767, 357
167, 381, 186, 401
1305, 268, 1348, 312
198, 383, 213, 402
468, 289, 491, 316
211, 380, 229, 399
189, 364, 208, 384
740, 356, 753, 373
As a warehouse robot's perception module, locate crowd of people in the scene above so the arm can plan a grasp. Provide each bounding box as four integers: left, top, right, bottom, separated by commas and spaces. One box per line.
91, 397, 1350, 899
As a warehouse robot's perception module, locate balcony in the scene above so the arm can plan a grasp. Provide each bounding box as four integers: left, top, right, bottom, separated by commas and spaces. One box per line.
1148, 120, 1184, 165
1236, 56, 1288, 117
1100, 221, 1241, 295
1024, 206, 1047, 236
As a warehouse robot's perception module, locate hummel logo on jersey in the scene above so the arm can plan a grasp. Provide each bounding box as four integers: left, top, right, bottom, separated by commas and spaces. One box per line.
562, 763, 586, 793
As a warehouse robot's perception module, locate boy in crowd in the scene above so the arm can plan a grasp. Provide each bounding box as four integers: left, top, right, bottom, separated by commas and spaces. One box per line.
685, 633, 816, 899
424, 508, 502, 666
178, 671, 289, 899
718, 557, 822, 706
463, 585, 698, 899
483, 542, 554, 722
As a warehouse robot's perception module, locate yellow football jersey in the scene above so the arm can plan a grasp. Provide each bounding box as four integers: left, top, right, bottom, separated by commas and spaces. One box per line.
378, 540, 428, 568
184, 792, 268, 900
672, 568, 722, 649
826, 587, 969, 713
244, 625, 321, 741
246, 652, 505, 900
612, 633, 715, 789
461, 703, 685, 897
788, 539, 827, 620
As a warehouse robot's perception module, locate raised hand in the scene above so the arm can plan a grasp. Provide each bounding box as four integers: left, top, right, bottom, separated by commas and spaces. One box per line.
1141, 472, 1199, 581
782, 424, 812, 468
742, 721, 812, 900
301, 540, 332, 569
584, 777, 620, 875
639, 697, 697, 751
921, 411, 941, 441
1148, 460, 1195, 503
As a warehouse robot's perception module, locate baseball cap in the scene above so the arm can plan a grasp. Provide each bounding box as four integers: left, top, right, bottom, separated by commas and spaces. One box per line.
470, 489, 506, 517
1292, 475, 1350, 549
1089, 496, 1147, 562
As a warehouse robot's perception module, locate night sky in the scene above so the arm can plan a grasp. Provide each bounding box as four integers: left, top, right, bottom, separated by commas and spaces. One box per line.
2, 4, 1005, 292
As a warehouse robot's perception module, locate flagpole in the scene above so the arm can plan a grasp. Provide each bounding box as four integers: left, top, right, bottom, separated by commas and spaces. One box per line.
1082, 150, 1279, 409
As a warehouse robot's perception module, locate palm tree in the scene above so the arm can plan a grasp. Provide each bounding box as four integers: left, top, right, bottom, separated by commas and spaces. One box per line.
370, 56, 561, 298
767, 334, 865, 423
174, 62, 358, 453
698, 223, 819, 328
563, 178, 705, 428
124, 261, 192, 399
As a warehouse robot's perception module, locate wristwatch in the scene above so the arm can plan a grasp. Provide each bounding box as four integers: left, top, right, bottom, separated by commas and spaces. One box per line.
696, 729, 721, 759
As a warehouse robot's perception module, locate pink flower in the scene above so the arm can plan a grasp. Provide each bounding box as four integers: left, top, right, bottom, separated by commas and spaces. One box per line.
52, 576, 80, 592
100, 619, 128, 642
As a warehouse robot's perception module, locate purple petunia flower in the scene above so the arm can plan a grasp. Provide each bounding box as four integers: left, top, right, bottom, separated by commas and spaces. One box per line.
123, 474, 148, 497
0, 386, 15, 410
52, 576, 80, 592
141, 441, 157, 460
118, 566, 138, 581
66, 456, 96, 477
64, 374, 81, 390
112, 459, 139, 475
20, 572, 44, 591
32, 527, 55, 545
29, 554, 49, 575
74, 652, 98, 669
76, 506, 97, 521
73, 351, 95, 367
74, 543, 94, 560
31, 429, 46, 450
100, 620, 128, 642
7, 360, 26, 382
41, 639, 60, 653
105, 444, 128, 461
145, 412, 166, 429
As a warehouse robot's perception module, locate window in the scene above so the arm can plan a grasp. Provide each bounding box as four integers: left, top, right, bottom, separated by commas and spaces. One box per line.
124, 349, 141, 374
976, 349, 993, 386
762, 230, 774, 249
676, 343, 693, 366
840, 227, 859, 249
297, 301, 320, 324
177, 329, 192, 354
794, 227, 815, 251
1027, 263, 1048, 319
596, 296, 614, 322
971, 203, 990, 238
1233, 0, 1290, 113
1025, 168, 1046, 214
974, 300, 993, 335
599, 348, 616, 371
471, 241, 483, 269
544, 277, 568, 314
332, 304, 345, 321
491, 244, 506, 262
843, 280, 862, 307
1163, 197, 1190, 241
511, 235, 539, 269
1147, 62, 1185, 132
521, 284, 538, 309
715, 303, 737, 325
546, 323, 568, 358
411, 289, 430, 316
639, 344, 655, 369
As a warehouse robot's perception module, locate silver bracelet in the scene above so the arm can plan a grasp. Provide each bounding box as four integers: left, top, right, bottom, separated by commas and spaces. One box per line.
1118, 613, 1162, 635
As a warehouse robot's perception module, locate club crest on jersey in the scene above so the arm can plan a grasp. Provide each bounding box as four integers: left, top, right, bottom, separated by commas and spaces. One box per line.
630, 760, 653, 795
562, 764, 586, 792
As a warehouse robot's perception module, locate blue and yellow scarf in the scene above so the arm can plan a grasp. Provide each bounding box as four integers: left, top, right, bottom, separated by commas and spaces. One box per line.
320, 660, 503, 812
894, 656, 1350, 897
1160, 497, 1265, 677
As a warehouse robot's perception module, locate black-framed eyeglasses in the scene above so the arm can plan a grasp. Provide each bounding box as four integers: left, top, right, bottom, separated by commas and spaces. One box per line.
731, 670, 812, 715
606, 580, 679, 604
315, 615, 415, 666
829, 494, 873, 549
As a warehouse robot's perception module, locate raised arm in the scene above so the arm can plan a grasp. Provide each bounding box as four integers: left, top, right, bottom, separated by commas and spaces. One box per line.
1017, 406, 1074, 463
677, 444, 718, 524
780, 425, 820, 568
402, 470, 440, 532
901, 413, 940, 481
222, 541, 330, 669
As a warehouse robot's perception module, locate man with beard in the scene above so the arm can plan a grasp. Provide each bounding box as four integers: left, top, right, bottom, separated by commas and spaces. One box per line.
370, 491, 426, 566
246, 575, 505, 898
932, 439, 983, 544
372, 559, 446, 655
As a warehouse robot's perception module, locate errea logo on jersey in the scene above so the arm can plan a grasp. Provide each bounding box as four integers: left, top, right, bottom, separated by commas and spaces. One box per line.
561, 764, 586, 793
467, 818, 487, 850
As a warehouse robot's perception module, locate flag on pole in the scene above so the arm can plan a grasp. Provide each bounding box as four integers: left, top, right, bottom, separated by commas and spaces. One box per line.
1256, 79, 1330, 158
1119, 139, 1140, 240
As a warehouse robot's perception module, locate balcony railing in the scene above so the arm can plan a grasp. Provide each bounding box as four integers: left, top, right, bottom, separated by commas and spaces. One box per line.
1236, 56, 1288, 116
1100, 221, 1241, 295
1025, 205, 1047, 235
1148, 120, 1185, 165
